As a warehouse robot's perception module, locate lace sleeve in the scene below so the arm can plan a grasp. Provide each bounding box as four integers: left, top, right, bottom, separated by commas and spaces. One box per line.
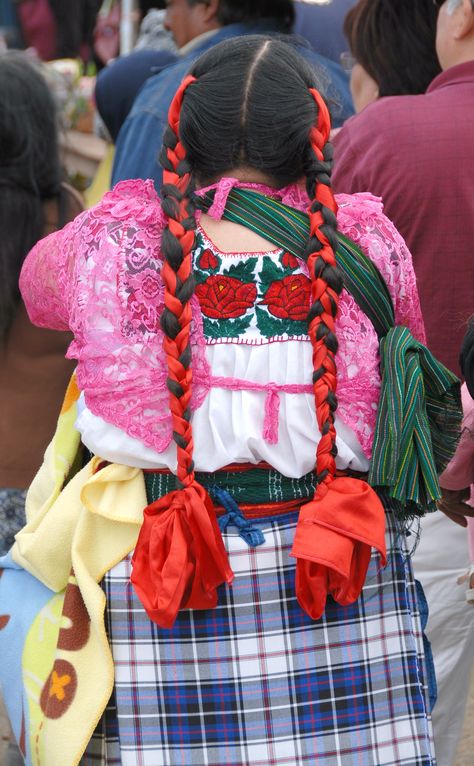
19, 218, 79, 331
336, 192, 426, 343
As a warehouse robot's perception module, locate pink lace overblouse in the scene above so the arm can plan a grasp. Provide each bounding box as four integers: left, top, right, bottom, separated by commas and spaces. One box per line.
20, 179, 425, 473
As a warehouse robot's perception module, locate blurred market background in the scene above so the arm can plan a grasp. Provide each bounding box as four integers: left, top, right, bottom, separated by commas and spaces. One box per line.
0, 0, 357, 203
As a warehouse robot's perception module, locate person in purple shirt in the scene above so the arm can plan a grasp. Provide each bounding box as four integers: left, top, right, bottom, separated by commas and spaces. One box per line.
333, 3, 474, 764
332, 0, 474, 378
340, 0, 441, 111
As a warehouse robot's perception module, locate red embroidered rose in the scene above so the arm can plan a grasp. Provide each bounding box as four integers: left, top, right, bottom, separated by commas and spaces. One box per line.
281, 252, 300, 269
196, 276, 257, 319
198, 248, 219, 270
261, 274, 311, 320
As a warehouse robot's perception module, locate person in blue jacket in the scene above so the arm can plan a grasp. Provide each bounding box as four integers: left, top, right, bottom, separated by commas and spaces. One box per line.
293, 0, 356, 65
112, 0, 353, 191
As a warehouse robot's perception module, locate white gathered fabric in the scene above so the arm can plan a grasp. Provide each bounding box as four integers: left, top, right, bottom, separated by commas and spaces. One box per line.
76, 339, 369, 476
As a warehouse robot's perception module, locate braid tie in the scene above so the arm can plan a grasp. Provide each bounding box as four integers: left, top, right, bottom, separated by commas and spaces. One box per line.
291, 88, 386, 621
131, 75, 233, 629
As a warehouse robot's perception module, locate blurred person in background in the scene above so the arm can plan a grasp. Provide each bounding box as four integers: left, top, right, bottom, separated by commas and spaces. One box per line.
293, 0, 356, 64
0, 51, 81, 554
0, 51, 82, 766
332, 2, 474, 763
135, 0, 177, 52
438, 317, 474, 582
95, 0, 178, 144
111, 0, 354, 190
13, 0, 101, 61
341, 0, 441, 110
332, 0, 472, 375
0, 0, 22, 48
93, 0, 178, 204
422, 313, 474, 766
48, 0, 101, 60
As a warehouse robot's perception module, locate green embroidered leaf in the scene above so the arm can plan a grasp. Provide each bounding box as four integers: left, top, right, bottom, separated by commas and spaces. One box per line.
203, 314, 253, 339
255, 306, 308, 339
258, 258, 294, 296
222, 257, 258, 283
194, 269, 209, 285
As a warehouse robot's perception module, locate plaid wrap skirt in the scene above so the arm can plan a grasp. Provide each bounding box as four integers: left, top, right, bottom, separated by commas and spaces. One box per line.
82, 469, 434, 766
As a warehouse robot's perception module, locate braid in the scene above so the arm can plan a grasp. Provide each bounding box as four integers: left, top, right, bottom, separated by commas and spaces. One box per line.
292, 89, 386, 620
304, 90, 343, 499
159, 75, 198, 488
131, 76, 233, 629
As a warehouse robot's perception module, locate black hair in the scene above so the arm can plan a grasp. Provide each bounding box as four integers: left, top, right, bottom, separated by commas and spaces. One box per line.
0, 52, 62, 340
177, 36, 328, 187
48, 0, 102, 59
344, 0, 441, 96
139, 0, 166, 12
187, 0, 295, 32
159, 36, 342, 495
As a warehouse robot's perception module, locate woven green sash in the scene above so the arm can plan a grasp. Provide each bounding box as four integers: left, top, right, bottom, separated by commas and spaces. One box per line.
145, 466, 318, 506
196, 188, 462, 515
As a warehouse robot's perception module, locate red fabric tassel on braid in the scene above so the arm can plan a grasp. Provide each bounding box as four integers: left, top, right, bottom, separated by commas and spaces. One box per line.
131, 75, 233, 629
291, 88, 386, 620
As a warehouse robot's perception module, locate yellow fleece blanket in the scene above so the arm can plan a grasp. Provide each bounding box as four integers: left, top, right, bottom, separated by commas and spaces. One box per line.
4, 375, 146, 765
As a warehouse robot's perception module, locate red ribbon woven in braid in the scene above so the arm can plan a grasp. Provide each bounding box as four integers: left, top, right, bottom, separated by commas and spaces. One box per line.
291, 88, 386, 621
131, 75, 233, 629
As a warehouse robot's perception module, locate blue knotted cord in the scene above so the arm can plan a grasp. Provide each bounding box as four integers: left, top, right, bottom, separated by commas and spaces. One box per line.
210, 486, 265, 547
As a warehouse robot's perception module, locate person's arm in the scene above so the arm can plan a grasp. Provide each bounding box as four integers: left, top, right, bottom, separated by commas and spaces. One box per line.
437, 384, 474, 528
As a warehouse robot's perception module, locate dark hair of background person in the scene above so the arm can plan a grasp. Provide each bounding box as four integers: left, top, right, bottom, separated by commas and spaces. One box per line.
139, 0, 167, 12
48, 0, 102, 59
159, 35, 342, 492
187, 0, 295, 31
344, 0, 441, 97
0, 52, 64, 340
